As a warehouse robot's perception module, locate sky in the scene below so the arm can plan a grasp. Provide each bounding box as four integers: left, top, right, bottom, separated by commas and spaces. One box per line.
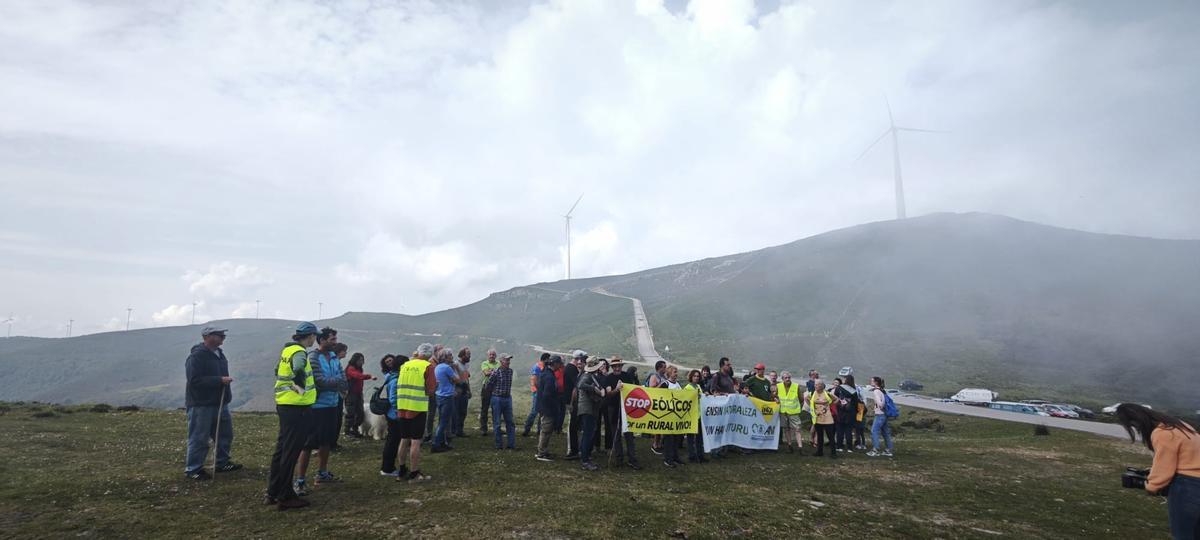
2, 0, 1198, 338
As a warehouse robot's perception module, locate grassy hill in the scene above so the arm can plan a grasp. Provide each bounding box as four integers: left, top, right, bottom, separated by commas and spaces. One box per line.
1, 212, 1196, 412
0, 401, 1168, 538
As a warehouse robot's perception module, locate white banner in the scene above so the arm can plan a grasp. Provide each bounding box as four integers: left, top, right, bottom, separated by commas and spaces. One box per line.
700, 394, 780, 450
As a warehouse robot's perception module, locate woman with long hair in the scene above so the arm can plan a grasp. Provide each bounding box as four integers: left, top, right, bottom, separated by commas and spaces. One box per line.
684, 369, 707, 463
866, 376, 893, 457
1116, 403, 1200, 538
343, 352, 374, 438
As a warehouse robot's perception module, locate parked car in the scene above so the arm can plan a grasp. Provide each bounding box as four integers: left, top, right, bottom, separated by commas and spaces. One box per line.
952, 388, 998, 405
1062, 404, 1096, 419
1021, 399, 1050, 405
990, 401, 1050, 416
898, 379, 924, 391
1039, 404, 1080, 419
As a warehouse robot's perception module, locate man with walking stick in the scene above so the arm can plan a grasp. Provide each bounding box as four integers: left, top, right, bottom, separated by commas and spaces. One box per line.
184, 326, 241, 480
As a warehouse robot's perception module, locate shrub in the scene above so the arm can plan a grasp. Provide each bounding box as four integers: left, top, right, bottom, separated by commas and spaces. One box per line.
31, 410, 57, 418
116, 405, 140, 412
1034, 424, 1050, 436
90, 404, 113, 413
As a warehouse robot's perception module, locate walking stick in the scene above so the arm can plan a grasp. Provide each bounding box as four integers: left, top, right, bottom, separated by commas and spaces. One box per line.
206, 385, 227, 479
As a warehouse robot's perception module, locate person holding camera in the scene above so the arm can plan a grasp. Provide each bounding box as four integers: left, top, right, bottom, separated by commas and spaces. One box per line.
1116, 403, 1200, 539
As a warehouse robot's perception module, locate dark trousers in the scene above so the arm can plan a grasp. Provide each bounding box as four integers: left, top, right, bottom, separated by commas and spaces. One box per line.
566, 401, 580, 455
344, 392, 364, 434
662, 434, 680, 463
424, 396, 437, 439
835, 414, 855, 450
601, 403, 618, 450
579, 413, 597, 463
333, 400, 343, 447
524, 392, 540, 433
479, 384, 493, 431
267, 405, 310, 501
815, 423, 837, 457
453, 385, 469, 436
555, 400, 567, 432
614, 432, 639, 465
854, 418, 866, 447
381, 418, 402, 473
1168, 474, 1200, 540
687, 421, 704, 460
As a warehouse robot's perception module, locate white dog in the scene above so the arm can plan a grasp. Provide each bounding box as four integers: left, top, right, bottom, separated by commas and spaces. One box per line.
362, 401, 388, 440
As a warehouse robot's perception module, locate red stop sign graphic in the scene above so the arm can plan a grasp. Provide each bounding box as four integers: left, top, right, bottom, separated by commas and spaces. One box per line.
624, 387, 652, 419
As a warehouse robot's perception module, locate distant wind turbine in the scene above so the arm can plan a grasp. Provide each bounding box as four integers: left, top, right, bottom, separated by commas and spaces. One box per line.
3, 314, 12, 338
564, 193, 584, 280
857, 98, 946, 220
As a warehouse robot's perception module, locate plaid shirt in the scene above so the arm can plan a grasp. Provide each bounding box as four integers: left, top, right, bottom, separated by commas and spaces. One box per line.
490, 366, 514, 397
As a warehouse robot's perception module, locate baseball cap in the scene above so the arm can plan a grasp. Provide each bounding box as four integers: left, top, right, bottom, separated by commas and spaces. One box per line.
754, 362, 766, 370
201, 326, 227, 337
500, 353, 514, 361
295, 321, 319, 336
572, 349, 588, 359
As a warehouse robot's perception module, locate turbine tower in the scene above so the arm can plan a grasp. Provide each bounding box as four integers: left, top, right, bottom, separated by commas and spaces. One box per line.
3, 314, 12, 338
857, 98, 944, 220
563, 193, 584, 280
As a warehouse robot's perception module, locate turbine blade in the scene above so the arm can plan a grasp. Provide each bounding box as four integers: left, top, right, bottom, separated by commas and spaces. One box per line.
895, 127, 948, 134
856, 129, 892, 162
885, 95, 895, 128
565, 193, 584, 217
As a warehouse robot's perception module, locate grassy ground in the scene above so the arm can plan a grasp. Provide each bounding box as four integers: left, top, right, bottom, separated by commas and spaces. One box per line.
0, 401, 1168, 539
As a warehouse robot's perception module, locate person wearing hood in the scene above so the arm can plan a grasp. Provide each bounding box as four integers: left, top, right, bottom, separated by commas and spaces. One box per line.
184, 326, 240, 480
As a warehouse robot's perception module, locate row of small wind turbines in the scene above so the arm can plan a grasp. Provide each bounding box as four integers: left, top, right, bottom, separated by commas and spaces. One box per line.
559, 100, 941, 277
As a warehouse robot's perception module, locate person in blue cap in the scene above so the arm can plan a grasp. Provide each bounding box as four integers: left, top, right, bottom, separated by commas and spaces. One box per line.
265, 321, 320, 510
183, 325, 240, 480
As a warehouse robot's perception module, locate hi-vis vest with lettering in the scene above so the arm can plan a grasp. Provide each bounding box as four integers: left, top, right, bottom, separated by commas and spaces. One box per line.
397, 359, 431, 412
778, 382, 802, 415
275, 343, 316, 406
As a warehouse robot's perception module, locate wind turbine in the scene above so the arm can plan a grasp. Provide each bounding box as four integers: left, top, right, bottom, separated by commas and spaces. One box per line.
3, 314, 12, 338
126, 308, 133, 331
563, 193, 584, 280
857, 98, 945, 220
68, 319, 73, 338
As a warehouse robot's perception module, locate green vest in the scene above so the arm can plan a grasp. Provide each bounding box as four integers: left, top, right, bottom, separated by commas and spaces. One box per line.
778, 382, 802, 415
397, 359, 431, 412
274, 343, 316, 406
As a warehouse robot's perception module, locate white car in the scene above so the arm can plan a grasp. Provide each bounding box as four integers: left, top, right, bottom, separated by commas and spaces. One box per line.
1102, 403, 1152, 414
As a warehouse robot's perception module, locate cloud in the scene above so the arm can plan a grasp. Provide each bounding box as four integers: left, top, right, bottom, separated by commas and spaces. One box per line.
185, 262, 272, 304
151, 303, 205, 326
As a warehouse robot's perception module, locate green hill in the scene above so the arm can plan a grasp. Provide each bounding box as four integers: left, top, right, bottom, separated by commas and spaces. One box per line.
1, 212, 1196, 412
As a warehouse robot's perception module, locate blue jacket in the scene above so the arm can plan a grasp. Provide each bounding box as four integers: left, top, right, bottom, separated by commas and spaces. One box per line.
185, 343, 231, 407
310, 351, 347, 409
384, 372, 399, 421
536, 369, 560, 417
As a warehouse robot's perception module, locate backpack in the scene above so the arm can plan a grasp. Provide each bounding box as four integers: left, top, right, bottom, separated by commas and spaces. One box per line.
369, 383, 390, 416
883, 393, 900, 419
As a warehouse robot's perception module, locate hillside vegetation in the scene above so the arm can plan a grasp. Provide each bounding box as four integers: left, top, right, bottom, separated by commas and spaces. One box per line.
1, 212, 1196, 412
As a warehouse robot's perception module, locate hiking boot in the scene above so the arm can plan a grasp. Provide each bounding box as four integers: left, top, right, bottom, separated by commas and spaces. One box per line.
277, 498, 310, 511
314, 471, 340, 484
293, 478, 307, 496
186, 470, 211, 481
216, 462, 243, 473
535, 453, 553, 462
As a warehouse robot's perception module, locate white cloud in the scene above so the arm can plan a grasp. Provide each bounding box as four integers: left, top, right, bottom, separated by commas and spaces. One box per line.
151, 303, 205, 326
185, 262, 272, 304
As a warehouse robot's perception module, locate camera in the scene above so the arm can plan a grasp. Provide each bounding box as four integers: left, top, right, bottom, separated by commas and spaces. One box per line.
1122, 467, 1169, 496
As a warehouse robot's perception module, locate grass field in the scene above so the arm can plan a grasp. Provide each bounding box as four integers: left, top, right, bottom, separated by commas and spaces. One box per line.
0, 401, 1169, 539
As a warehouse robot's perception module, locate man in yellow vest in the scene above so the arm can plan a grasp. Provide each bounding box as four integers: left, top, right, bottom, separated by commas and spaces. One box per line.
393, 343, 437, 482
777, 371, 806, 454
265, 322, 319, 510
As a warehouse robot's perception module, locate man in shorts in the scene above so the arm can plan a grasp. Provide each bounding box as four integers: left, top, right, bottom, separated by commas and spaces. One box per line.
394, 343, 437, 482
776, 371, 806, 454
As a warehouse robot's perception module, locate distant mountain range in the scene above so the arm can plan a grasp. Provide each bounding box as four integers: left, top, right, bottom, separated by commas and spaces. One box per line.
2, 212, 1196, 412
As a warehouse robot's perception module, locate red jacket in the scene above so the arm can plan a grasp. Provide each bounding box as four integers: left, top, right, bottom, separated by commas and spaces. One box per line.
345, 365, 373, 394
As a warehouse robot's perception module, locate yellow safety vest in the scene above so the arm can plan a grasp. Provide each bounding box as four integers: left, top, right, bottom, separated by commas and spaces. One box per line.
274, 343, 316, 406
397, 359, 431, 412
778, 382, 802, 415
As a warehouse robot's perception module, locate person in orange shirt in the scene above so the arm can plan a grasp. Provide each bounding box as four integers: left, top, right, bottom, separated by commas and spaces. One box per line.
1116, 403, 1200, 538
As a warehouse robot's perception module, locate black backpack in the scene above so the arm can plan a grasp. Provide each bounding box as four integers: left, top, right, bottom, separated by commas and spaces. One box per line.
369, 384, 390, 415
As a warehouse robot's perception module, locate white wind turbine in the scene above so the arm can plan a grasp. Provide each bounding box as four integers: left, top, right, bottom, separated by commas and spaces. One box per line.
857, 98, 945, 220
563, 193, 584, 280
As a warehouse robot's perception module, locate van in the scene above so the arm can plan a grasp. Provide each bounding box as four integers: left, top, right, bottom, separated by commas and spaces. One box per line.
951, 388, 998, 405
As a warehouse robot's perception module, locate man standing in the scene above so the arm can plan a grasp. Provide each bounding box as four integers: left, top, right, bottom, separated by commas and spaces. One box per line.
184, 326, 240, 480
599, 356, 622, 455
745, 363, 773, 402
575, 358, 608, 471
777, 371, 805, 454
522, 353, 549, 437
489, 353, 517, 450
393, 344, 436, 482
478, 349, 500, 435
431, 348, 461, 453
294, 327, 346, 494
534, 356, 563, 461
453, 347, 472, 438
609, 357, 642, 470
265, 321, 319, 510
563, 350, 585, 460
708, 357, 738, 459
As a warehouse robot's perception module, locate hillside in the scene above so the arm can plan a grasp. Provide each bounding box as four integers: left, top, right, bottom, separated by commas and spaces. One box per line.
1, 212, 1197, 411
0, 402, 1169, 538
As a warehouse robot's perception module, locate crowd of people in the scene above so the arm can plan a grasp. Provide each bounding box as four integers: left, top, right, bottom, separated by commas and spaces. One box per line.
182, 322, 1199, 537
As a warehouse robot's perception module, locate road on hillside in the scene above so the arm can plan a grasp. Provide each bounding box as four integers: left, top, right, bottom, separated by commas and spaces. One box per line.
892, 394, 1129, 439
590, 287, 684, 370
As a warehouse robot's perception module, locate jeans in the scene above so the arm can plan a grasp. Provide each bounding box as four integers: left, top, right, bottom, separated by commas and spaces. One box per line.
1168, 474, 1200, 540
871, 415, 893, 452
491, 396, 515, 448
579, 413, 597, 463
524, 392, 540, 433
614, 432, 639, 465
185, 404, 232, 474
433, 395, 454, 447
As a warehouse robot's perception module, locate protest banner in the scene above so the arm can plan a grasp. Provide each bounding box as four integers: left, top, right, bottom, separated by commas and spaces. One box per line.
700, 394, 779, 450
620, 384, 700, 435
